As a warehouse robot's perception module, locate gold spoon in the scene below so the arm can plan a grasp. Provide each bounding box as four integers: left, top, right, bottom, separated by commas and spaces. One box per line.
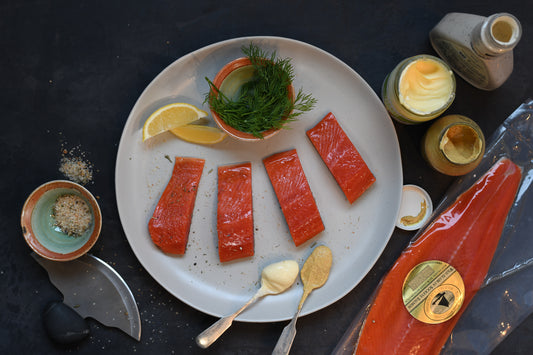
272, 245, 333, 355
196, 260, 299, 349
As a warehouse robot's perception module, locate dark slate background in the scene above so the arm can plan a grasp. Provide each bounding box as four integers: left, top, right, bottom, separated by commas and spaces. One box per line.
2, 0, 532, 354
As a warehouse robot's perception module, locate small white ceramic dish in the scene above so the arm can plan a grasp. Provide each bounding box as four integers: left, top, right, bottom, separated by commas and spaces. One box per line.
396, 184, 433, 231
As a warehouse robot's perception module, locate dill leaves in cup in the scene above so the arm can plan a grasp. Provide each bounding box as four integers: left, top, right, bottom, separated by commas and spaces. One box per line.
206, 43, 317, 138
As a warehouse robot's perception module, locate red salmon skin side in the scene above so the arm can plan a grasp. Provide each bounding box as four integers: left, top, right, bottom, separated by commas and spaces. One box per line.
307, 112, 375, 204
217, 162, 254, 262
263, 149, 325, 246
148, 157, 205, 254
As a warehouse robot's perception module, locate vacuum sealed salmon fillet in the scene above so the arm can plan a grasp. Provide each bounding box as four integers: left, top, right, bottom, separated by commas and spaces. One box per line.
263, 149, 324, 246
350, 157, 521, 354
307, 112, 375, 204
217, 162, 254, 262
148, 157, 205, 254
334, 99, 533, 355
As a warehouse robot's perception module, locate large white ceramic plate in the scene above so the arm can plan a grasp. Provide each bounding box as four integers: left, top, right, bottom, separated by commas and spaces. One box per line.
115, 36, 402, 322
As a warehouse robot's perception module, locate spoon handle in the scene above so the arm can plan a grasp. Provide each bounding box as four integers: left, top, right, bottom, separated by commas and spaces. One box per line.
196, 292, 261, 348
271, 308, 301, 355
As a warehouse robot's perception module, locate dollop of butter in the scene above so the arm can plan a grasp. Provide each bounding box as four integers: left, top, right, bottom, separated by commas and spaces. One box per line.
261, 260, 299, 293
399, 58, 454, 115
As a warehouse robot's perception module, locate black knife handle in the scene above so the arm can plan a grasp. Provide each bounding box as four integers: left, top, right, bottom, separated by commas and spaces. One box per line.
43, 301, 90, 345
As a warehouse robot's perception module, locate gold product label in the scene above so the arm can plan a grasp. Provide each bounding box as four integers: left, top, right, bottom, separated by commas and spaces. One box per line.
402, 260, 465, 324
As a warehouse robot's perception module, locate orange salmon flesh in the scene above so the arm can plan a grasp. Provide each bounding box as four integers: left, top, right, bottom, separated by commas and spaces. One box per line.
355, 157, 522, 354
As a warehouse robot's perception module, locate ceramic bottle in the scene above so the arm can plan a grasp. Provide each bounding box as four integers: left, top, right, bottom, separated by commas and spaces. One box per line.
429, 13, 522, 90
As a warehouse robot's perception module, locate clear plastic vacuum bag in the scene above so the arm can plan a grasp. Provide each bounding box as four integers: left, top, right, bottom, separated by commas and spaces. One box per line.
333, 99, 533, 355
441, 100, 533, 354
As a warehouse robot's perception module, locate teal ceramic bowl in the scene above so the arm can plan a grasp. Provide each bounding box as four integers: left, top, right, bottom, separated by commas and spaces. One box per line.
21, 180, 102, 261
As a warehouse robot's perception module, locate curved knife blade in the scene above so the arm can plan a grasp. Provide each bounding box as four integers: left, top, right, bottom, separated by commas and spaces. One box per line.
32, 252, 141, 341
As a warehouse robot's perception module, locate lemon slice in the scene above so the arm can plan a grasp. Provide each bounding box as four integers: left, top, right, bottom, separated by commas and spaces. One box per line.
170, 125, 227, 144
142, 103, 208, 141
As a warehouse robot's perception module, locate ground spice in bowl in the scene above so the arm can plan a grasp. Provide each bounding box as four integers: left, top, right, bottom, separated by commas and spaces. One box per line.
52, 194, 92, 237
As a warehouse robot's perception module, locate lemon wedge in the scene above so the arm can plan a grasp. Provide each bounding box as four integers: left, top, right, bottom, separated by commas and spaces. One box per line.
170, 125, 227, 144
142, 103, 208, 141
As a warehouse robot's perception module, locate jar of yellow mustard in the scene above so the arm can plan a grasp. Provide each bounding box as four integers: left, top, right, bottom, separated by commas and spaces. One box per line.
422, 114, 485, 176
382, 55, 456, 124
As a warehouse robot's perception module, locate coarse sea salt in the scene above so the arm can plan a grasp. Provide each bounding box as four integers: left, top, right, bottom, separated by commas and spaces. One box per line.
59, 156, 93, 185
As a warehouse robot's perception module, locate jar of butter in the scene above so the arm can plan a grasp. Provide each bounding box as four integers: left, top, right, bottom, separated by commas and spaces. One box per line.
422, 114, 485, 176
382, 55, 456, 124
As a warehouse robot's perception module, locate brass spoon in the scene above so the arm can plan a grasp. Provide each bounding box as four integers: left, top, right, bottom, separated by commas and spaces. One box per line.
272, 245, 333, 355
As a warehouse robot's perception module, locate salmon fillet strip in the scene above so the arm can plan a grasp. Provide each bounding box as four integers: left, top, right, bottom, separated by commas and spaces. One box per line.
263, 149, 325, 246
148, 157, 205, 254
217, 163, 254, 262
307, 112, 375, 204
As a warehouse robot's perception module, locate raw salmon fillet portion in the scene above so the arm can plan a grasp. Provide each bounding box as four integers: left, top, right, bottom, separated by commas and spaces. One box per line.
217, 162, 254, 262
307, 112, 375, 204
263, 149, 324, 246
148, 157, 205, 254
354, 158, 522, 355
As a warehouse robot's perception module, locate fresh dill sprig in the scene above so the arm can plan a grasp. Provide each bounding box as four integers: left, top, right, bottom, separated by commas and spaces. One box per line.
205, 43, 317, 138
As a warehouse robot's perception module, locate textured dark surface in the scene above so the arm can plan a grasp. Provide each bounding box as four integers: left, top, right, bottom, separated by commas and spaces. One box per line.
1, 0, 532, 354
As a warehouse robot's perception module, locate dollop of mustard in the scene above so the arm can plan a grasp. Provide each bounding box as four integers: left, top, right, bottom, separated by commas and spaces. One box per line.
399, 58, 454, 115
440, 124, 483, 164
400, 200, 427, 226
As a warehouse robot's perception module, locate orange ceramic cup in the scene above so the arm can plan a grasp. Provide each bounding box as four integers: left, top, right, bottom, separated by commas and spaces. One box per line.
209, 57, 294, 141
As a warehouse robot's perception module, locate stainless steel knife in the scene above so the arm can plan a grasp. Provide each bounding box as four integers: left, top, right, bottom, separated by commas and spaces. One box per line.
32, 252, 141, 341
